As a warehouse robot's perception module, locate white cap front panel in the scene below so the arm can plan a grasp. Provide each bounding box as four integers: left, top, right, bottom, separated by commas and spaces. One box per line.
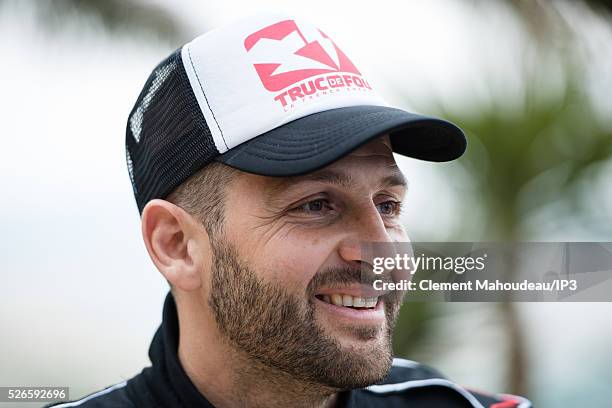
181, 13, 389, 154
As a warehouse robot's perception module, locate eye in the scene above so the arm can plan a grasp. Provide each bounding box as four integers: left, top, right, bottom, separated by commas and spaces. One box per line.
377, 200, 401, 216
295, 198, 333, 214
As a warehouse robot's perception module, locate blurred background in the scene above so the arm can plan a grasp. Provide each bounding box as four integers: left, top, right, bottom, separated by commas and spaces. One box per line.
1, 0, 611, 406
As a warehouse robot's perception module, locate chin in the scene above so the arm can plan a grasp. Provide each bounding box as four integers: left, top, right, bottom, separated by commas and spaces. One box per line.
317, 308, 389, 342
324, 349, 393, 390
334, 324, 387, 347
316, 325, 394, 388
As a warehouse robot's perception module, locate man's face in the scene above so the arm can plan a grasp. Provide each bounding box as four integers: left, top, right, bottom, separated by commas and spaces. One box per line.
207, 135, 408, 389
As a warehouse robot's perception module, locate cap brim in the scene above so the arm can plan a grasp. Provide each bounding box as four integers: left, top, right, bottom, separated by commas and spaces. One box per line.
215, 105, 466, 176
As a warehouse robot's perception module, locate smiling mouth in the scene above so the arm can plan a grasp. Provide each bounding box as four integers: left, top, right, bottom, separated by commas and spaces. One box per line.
315, 294, 379, 309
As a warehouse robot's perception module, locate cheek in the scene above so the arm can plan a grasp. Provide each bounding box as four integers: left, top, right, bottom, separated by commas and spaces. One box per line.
252, 236, 335, 295
388, 224, 409, 242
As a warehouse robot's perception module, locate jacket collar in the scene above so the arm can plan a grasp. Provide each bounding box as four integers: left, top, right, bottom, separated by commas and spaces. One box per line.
148, 292, 215, 407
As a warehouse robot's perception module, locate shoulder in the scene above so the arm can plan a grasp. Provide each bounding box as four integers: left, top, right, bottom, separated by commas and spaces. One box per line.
43, 381, 135, 408
352, 358, 533, 408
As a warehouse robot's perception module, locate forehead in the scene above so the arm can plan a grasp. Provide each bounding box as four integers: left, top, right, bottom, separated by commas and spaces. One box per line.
347, 135, 393, 157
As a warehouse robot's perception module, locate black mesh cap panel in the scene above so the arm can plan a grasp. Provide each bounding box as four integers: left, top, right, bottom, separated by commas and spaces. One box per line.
125, 48, 219, 213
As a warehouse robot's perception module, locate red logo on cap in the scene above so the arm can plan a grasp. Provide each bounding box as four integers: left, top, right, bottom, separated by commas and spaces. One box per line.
244, 20, 361, 92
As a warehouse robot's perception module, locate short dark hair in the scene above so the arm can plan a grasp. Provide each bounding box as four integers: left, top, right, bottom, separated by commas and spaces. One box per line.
166, 161, 237, 237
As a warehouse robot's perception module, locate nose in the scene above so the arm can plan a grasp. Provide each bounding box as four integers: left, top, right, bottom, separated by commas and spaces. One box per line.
337, 205, 393, 266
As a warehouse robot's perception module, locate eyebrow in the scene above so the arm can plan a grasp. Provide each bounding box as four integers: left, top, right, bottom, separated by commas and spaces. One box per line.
264, 167, 407, 204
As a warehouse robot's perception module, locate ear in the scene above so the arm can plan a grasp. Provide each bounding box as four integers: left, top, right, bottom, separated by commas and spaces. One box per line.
141, 199, 208, 292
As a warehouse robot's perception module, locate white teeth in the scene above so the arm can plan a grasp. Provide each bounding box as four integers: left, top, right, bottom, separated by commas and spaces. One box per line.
353, 297, 366, 307
365, 298, 377, 308
320, 294, 378, 309
331, 294, 344, 306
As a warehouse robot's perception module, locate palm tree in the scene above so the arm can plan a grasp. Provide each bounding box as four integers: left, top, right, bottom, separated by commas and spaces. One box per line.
0, 0, 190, 44
394, 0, 612, 397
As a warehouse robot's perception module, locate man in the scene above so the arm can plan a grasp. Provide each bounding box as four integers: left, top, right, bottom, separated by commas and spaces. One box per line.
49, 13, 531, 408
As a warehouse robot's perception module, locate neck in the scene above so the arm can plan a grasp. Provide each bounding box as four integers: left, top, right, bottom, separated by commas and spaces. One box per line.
176, 294, 341, 408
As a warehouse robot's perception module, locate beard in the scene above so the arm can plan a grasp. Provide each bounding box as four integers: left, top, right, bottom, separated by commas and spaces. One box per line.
207, 236, 402, 390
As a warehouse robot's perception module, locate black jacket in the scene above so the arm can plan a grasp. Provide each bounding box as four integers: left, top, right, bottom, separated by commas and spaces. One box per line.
47, 293, 532, 407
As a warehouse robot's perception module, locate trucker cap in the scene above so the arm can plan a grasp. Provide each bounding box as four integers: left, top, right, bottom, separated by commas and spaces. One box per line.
126, 13, 467, 213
